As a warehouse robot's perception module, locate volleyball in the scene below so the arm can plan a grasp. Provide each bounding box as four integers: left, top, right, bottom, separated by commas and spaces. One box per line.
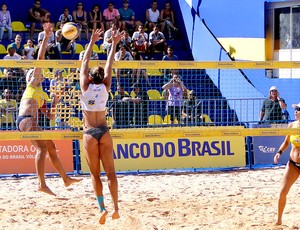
61, 22, 80, 40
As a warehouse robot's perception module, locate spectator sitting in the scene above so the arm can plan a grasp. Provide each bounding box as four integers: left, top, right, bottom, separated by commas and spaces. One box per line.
79, 48, 99, 61
0, 3, 13, 43
0, 88, 17, 130
55, 23, 76, 59
114, 44, 133, 85
103, 23, 117, 55
103, 2, 120, 31
0, 70, 18, 94
120, 30, 132, 51
38, 28, 60, 59
160, 2, 178, 40
132, 24, 149, 53
24, 39, 36, 60
10, 34, 26, 58
181, 90, 203, 125
3, 47, 24, 77
89, 4, 104, 32
27, 0, 51, 41
58, 7, 73, 28
149, 26, 167, 59
112, 84, 131, 128
123, 83, 149, 127
145, 0, 162, 32
119, 0, 141, 34
162, 45, 178, 79
72, 2, 89, 40
260, 86, 287, 123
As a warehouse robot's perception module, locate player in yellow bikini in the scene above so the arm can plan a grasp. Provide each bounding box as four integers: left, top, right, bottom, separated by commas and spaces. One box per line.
273, 102, 300, 225
17, 22, 80, 196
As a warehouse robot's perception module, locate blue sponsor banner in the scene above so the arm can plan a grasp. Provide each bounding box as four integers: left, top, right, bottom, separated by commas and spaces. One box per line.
253, 136, 291, 165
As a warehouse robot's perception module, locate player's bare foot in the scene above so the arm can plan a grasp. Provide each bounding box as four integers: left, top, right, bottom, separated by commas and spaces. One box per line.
38, 186, 56, 196
112, 211, 120, 220
99, 210, 108, 225
64, 177, 82, 187
275, 220, 282, 226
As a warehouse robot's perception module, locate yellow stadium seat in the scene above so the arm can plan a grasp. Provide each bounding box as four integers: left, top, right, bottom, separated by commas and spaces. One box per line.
201, 114, 213, 123
147, 89, 161, 100
115, 91, 129, 96
84, 43, 100, 53
67, 117, 83, 128
163, 114, 178, 124
146, 69, 163, 76
148, 114, 163, 125
99, 44, 106, 54
130, 91, 136, 98
0, 44, 7, 54
11, 21, 28, 32
75, 43, 84, 54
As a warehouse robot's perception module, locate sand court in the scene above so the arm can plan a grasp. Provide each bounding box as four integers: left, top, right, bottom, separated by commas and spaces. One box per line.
1, 167, 300, 230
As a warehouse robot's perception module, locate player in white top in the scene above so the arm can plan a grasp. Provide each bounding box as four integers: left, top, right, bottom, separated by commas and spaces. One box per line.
80, 28, 124, 225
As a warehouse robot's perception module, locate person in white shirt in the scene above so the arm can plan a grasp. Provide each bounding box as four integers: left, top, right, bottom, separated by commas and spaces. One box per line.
114, 44, 133, 85
132, 25, 149, 52
24, 39, 36, 60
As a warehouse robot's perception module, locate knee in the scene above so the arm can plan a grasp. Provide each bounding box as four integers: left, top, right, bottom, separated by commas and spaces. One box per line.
106, 171, 117, 180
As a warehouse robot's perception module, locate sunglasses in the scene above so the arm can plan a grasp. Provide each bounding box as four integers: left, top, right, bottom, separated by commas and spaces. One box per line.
295, 108, 300, 111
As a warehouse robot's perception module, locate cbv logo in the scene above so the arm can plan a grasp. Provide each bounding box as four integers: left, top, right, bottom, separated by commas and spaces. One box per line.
258, 145, 276, 153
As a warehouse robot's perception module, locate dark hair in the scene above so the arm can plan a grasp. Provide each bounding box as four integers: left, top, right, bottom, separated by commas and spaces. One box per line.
1, 3, 7, 8
89, 67, 104, 84
167, 45, 173, 50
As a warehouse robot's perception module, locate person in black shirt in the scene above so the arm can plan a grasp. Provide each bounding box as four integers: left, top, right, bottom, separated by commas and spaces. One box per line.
181, 90, 203, 125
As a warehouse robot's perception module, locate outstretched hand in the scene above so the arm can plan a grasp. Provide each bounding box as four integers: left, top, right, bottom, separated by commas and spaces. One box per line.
43, 22, 53, 37
90, 29, 104, 42
111, 29, 125, 45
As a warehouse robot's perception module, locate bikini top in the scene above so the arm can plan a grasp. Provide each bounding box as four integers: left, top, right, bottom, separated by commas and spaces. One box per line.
290, 122, 300, 147
21, 84, 49, 108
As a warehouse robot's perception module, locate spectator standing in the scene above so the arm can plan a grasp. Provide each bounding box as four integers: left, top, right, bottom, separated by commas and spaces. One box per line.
24, 39, 36, 60
0, 88, 17, 129
58, 7, 73, 28
149, 26, 167, 59
160, 2, 178, 40
123, 83, 149, 127
10, 34, 26, 58
0, 3, 13, 43
260, 86, 287, 123
132, 25, 149, 53
55, 23, 76, 59
130, 47, 151, 86
27, 0, 51, 40
162, 74, 186, 125
118, 0, 140, 34
103, 23, 117, 55
145, 0, 161, 32
103, 2, 120, 31
89, 4, 104, 32
114, 44, 133, 85
72, 2, 89, 41
112, 84, 131, 128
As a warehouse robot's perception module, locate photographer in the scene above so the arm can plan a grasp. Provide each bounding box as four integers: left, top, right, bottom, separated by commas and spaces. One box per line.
162, 75, 186, 125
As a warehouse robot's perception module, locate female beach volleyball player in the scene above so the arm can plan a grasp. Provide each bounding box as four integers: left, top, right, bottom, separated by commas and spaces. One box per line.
274, 102, 300, 225
16, 22, 80, 196
80, 28, 124, 224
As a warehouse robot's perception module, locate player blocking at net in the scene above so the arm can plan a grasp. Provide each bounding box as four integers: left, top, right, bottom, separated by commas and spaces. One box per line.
80, 28, 124, 224
16, 22, 81, 196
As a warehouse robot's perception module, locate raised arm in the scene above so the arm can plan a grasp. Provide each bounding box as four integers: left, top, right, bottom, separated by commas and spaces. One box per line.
29, 22, 52, 87
102, 30, 125, 91
80, 29, 103, 92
